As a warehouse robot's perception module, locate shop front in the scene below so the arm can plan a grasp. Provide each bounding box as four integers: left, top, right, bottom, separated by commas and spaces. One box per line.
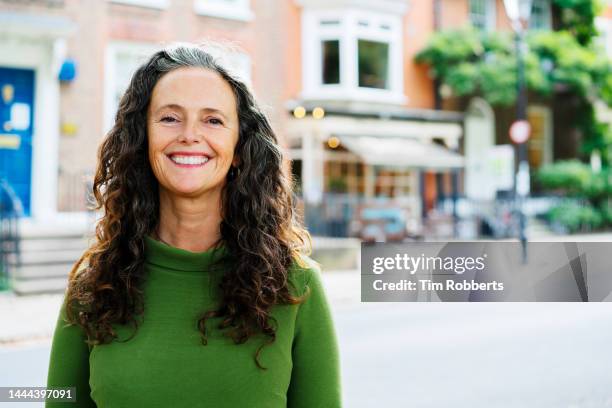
286, 106, 465, 239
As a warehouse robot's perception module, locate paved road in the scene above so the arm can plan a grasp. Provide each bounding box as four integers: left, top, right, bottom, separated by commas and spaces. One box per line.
335, 301, 612, 407
327, 270, 612, 407
2, 271, 612, 407
0, 343, 49, 408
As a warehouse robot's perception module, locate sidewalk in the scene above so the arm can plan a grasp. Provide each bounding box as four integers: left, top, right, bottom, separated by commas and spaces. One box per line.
0, 291, 64, 347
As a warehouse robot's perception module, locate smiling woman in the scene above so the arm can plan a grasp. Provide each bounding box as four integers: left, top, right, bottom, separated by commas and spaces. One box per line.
148, 68, 239, 206
45, 42, 342, 408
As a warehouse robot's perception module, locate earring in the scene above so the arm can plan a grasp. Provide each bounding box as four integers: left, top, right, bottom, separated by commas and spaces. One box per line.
228, 166, 237, 180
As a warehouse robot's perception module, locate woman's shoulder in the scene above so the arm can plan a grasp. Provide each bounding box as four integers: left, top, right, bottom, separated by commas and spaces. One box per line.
287, 252, 323, 298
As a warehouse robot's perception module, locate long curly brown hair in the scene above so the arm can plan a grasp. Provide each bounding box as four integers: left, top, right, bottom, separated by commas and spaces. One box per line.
65, 43, 313, 369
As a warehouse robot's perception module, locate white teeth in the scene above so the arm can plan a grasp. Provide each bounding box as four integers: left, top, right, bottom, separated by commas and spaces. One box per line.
170, 155, 209, 165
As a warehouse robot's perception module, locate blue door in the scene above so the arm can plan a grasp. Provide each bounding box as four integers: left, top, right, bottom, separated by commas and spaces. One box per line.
0, 67, 35, 217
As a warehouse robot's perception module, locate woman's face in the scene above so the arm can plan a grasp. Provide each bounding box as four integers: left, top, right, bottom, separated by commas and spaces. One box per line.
147, 66, 239, 198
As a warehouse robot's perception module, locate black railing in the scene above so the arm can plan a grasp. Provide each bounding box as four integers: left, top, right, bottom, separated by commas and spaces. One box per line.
0, 178, 23, 291
58, 169, 95, 213
302, 194, 358, 237
299, 193, 421, 239
298, 192, 559, 240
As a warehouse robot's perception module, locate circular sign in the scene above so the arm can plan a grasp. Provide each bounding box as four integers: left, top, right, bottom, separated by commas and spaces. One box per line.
509, 120, 531, 144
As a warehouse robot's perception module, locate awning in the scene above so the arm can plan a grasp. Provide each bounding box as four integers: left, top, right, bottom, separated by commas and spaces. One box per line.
288, 115, 463, 141
338, 135, 464, 170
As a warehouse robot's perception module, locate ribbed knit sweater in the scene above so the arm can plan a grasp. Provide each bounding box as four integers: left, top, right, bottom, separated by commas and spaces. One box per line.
46, 235, 342, 407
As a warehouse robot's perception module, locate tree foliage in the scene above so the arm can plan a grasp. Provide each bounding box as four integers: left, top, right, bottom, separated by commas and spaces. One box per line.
415, 0, 612, 232
415, 28, 612, 107
415, 0, 612, 164
537, 160, 612, 231
553, 0, 603, 45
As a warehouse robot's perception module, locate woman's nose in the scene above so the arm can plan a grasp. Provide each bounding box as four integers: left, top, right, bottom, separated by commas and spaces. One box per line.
178, 118, 202, 143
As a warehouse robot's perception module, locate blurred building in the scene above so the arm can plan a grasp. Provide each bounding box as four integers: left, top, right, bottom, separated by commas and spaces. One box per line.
284, 0, 611, 240
0, 0, 292, 228
286, 0, 583, 238
0, 0, 609, 234
1, 0, 610, 292
0, 0, 296, 292
286, 0, 465, 239
439, 0, 610, 201
0, 0, 466, 234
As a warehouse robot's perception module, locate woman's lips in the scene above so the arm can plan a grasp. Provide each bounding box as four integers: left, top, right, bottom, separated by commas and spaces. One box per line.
166, 154, 211, 168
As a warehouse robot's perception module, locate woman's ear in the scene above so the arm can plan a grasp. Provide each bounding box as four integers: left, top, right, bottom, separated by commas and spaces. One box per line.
232, 156, 241, 167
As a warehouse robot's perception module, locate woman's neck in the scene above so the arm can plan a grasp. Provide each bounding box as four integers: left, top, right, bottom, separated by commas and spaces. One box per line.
155, 190, 223, 252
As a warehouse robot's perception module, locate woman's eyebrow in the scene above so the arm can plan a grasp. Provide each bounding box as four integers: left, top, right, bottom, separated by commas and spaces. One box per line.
154, 104, 229, 120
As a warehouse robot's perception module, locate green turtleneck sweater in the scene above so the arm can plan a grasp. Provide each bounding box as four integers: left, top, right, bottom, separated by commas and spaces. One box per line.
46, 235, 342, 407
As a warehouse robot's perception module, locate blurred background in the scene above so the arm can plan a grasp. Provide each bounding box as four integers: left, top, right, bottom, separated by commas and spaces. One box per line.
0, 0, 611, 407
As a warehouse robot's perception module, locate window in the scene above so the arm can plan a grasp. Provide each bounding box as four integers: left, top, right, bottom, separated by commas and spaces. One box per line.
358, 39, 389, 89
217, 51, 252, 88
108, 0, 169, 9
374, 168, 414, 198
469, 0, 496, 31
104, 42, 161, 133
529, 0, 552, 30
324, 160, 365, 194
193, 0, 253, 21
302, 8, 405, 104
322, 40, 340, 85
527, 106, 553, 169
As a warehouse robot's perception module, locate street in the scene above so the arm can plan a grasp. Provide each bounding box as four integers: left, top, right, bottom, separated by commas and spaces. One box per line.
1, 0, 612, 406
2, 271, 612, 407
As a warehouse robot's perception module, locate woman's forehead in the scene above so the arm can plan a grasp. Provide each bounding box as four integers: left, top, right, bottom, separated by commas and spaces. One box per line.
150, 67, 237, 117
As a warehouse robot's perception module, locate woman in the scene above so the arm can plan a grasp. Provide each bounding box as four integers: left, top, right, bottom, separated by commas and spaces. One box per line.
46, 43, 342, 408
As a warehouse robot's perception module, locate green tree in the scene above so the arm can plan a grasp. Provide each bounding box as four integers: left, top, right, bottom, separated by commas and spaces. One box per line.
417, 26, 612, 162
415, 0, 612, 231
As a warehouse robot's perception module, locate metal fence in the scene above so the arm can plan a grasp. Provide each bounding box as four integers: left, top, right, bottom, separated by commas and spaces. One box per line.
301, 193, 360, 237
299, 193, 421, 238
57, 169, 95, 213
0, 178, 23, 291
298, 192, 559, 240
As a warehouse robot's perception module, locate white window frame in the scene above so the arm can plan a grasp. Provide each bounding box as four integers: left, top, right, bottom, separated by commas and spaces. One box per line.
193, 0, 254, 22
104, 41, 161, 134
529, 0, 552, 30
108, 0, 170, 9
301, 8, 405, 105
201, 43, 253, 88
224, 52, 252, 87
469, 0, 496, 31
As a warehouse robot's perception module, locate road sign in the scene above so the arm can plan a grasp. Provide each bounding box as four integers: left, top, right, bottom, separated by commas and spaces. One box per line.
509, 120, 531, 144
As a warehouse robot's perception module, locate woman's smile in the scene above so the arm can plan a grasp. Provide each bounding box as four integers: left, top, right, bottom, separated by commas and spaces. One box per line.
166, 152, 212, 168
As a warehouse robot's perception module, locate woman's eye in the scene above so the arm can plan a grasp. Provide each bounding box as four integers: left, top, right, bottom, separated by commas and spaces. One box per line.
207, 117, 224, 126
160, 116, 178, 123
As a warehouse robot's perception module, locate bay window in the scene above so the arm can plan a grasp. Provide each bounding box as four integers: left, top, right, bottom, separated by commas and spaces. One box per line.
302, 8, 405, 104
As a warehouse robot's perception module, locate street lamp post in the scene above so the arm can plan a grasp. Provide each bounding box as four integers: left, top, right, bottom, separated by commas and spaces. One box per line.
292, 105, 326, 234
503, 0, 533, 263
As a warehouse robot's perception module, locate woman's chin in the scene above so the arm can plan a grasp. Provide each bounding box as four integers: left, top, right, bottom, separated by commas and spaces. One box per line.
171, 182, 219, 196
